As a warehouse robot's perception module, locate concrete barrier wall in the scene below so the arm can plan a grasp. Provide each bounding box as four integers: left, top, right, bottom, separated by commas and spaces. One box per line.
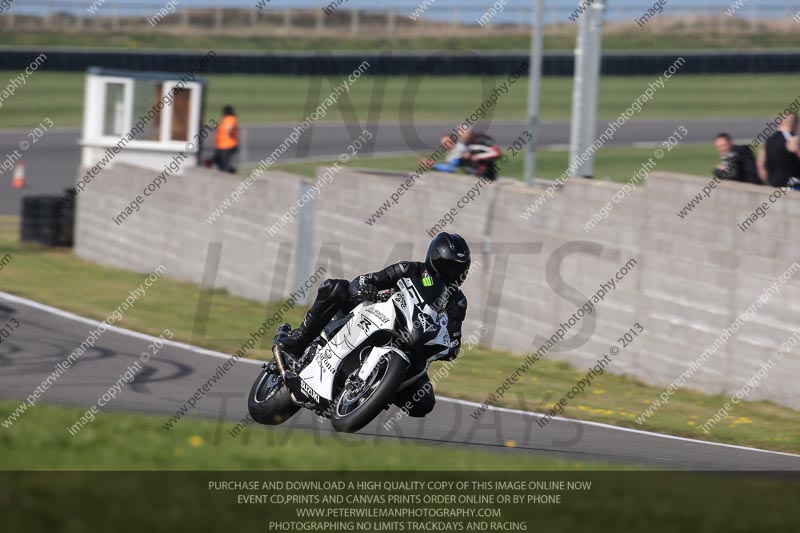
75, 163, 800, 409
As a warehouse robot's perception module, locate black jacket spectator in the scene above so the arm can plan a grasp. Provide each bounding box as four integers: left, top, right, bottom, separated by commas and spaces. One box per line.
713, 144, 760, 184
765, 131, 800, 187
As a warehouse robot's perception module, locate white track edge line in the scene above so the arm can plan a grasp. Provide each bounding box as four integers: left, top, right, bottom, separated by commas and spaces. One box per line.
2, 290, 798, 460
0, 291, 264, 366
440, 397, 800, 459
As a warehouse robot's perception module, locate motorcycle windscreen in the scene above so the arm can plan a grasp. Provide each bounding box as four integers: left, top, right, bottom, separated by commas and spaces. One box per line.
405, 274, 447, 312
395, 277, 450, 354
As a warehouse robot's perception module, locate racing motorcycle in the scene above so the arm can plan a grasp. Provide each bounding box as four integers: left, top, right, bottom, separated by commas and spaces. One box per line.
247, 274, 452, 434
439, 133, 503, 181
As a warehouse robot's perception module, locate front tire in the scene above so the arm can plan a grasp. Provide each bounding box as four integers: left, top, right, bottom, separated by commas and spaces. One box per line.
331, 351, 408, 433
248, 364, 300, 425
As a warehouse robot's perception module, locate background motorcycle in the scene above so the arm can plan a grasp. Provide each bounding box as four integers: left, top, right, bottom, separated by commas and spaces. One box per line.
437, 133, 502, 181
461, 134, 503, 181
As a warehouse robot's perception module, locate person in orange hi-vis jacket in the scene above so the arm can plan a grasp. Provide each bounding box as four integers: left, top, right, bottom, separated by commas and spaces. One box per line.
214, 105, 239, 173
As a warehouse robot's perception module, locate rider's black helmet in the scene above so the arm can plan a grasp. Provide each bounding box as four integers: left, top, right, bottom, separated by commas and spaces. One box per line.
425, 233, 471, 286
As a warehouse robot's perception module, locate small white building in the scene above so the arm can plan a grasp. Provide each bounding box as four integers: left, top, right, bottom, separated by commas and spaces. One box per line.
80, 68, 208, 173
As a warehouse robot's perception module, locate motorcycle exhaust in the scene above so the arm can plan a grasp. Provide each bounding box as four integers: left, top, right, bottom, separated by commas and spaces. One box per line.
272, 343, 306, 406
272, 323, 292, 377
270, 323, 320, 408
271, 328, 304, 405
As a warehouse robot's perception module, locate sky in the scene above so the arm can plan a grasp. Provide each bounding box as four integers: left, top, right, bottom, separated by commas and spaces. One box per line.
11, 0, 795, 25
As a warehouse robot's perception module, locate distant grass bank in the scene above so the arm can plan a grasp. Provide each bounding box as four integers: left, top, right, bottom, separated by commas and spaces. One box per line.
0, 71, 797, 129
4, 29, 800, 51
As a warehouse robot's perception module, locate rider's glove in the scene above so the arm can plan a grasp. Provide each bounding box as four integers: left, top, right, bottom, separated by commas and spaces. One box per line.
350, 275, 379, 303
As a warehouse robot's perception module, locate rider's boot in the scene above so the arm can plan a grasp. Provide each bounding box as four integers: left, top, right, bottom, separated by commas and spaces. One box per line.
276, 278, 350, 356
277, 310, 326, 357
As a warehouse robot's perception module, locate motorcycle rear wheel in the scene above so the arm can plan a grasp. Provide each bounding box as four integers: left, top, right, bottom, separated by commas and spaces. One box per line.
482, 162, 498, 181
248, 364, 300, 426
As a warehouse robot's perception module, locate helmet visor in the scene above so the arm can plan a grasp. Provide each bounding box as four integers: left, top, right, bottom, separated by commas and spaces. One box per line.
439, 258, 471, 286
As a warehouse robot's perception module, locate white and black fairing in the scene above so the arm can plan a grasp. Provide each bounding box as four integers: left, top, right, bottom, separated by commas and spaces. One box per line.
281, 274, 451, 414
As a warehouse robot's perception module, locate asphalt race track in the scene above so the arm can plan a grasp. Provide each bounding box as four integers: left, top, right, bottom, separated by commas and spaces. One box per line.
2, 292, 798, 470
0, 117, 764, 215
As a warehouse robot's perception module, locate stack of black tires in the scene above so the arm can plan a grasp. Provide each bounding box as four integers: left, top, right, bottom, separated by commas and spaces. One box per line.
20, 189, 75, 247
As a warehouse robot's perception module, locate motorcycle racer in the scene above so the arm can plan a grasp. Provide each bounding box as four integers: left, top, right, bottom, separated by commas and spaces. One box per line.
431, 130, 501, 181
432, 130, 474, 173
277, 233, 470, 417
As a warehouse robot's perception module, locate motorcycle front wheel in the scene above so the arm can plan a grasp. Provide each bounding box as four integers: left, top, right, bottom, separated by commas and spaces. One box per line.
330, 351, 407, 433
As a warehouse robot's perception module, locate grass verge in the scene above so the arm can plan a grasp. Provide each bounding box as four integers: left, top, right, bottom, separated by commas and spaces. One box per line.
0, 400, 612, 470
0, 224, 798, 454
271, 143, 717, 183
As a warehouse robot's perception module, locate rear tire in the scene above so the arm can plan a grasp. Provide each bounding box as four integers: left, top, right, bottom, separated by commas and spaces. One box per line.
248, 365, 300, 425
330, 351, 408, 434
482, 162, 497, 181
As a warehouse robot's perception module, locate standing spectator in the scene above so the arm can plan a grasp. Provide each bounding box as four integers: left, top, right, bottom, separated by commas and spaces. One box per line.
757, 112, 800, 187
712, 133, 760, 185
214, 105, 239, 174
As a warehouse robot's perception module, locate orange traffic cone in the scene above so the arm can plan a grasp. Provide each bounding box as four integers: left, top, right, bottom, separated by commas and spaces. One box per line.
12, 161, 25, 189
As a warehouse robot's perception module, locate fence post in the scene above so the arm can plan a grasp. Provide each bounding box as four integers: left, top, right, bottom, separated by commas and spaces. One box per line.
315, 8, 324, 35
350, 8, 359, 36
283, 9, 291, 32
295, 181, 316, 306
44, 0, 52, 29
112, 4, 119, 31
240, 127, 250, 169
215, 7, 223, 32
